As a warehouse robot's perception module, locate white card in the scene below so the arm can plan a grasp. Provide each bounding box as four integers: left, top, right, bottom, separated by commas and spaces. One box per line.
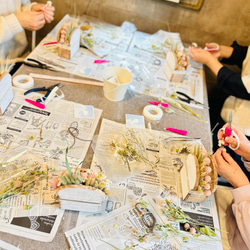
74, 104, 94, 119
126, 114, 145, 128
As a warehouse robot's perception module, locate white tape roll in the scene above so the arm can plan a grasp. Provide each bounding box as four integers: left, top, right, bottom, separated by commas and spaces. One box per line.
143, 105, 163, 121
12, 74, 34, 89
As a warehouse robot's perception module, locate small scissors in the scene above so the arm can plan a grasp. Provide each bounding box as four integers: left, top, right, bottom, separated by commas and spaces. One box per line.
24, 83, 63, 103
24, 58, 58, 71
218, 109, 240, 150
176, 91, 209, 109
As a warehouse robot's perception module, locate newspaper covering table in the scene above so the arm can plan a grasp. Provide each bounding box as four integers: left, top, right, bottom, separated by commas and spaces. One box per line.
27, 14, 205, 108
64, 119, 223, 250
0, 87, 102, 167
0, 87, 102, 242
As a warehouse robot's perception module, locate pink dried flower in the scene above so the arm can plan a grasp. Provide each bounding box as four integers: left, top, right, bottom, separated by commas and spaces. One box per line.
184, 223, 190, 230
204, 175, 211, 182
49, 177, 60, 189
35, 176, 40, 181
190, 227, 196, 235
14, 181, 23, 188
80, 172, 88, 179
204, 189, 212, 197
88, 173, 96, 178
203, 157, 211, 166
204, 166, 212, 173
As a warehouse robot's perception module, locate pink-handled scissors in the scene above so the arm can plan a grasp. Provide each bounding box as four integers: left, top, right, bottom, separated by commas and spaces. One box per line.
218, 109, 240, 150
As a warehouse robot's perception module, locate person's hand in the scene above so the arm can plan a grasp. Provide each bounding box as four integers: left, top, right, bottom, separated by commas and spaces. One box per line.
204, 43, 222, 59
213, 148, 250, 188
16, 11, 46, 31
189, 46, 223, 76
31, 4, 55, 23
205, 43, 233, 59
188, 46, 215, 65
218, 124, 250, 161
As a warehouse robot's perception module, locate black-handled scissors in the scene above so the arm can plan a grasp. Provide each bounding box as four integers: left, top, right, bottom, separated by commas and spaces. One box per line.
24, 58, 58, 71
176, 91, 209, 109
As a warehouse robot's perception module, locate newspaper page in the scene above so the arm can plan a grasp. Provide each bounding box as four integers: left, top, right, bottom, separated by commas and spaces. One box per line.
79, 119, 223, 249
0, 87, 102, 167
0, 153, 64, 242
0, 87, 102, 242
66, 202, 184, 250
0, 212, 63, 243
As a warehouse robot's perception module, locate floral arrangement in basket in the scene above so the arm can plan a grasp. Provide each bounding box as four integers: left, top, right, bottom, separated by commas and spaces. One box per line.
49, 148, 111, 212
49, 167, 111, 195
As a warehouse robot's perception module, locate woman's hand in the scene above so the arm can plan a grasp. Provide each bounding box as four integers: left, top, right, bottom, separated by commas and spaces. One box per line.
213, 148, 250, 188
204, 43, 234, 59
188, 47, 214, 65
31, 3, 55, 23
188, 46, 223, 76
16, 11, 45, 31
218, 124, 250, 161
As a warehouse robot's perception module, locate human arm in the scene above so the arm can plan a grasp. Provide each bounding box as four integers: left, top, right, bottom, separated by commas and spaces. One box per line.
189, 43, 250, 100
231, 184, 250, 248
213, 148, 250, 248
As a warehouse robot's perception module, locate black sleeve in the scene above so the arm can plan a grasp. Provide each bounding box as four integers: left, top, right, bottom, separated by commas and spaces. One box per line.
220, 41, 248, 69
217, 66, 250, 100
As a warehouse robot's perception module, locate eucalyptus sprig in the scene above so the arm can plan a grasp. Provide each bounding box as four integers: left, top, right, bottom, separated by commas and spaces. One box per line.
162, 199, 219, 238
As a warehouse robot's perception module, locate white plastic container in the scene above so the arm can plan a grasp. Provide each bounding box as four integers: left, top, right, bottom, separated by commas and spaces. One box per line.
102, 66, 133, 102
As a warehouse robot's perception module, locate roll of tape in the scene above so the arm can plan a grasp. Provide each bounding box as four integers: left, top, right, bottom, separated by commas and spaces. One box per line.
143, 105, 163, 121
12, 74, 34, 89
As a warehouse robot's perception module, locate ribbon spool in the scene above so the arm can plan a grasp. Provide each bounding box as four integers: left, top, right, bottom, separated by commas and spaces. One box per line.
12, 75, 34, 89
143, 105, 163, 121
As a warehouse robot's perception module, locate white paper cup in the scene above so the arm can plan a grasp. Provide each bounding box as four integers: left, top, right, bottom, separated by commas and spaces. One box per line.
102, 66, 133, 102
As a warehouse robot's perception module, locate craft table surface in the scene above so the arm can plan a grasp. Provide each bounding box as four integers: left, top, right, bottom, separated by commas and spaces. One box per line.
0, 61, 213, 249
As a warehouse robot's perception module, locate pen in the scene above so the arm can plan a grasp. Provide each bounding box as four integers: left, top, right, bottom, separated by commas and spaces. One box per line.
25, 99, 45, 109
149, 101, 169, 108
43, 42, 58, 46
164, 127, 187, 136
94, 60, 110, 64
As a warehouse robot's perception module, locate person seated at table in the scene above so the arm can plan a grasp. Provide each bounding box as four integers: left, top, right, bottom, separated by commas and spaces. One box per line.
189, 42, 250, 178
213, 124, 250, 249
0, 0, 55, 73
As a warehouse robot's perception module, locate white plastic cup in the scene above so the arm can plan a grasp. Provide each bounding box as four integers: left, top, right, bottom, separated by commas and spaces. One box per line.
102, 66, 133, 102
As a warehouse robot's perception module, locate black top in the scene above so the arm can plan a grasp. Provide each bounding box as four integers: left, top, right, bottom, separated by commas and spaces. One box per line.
217, 41, 250, 100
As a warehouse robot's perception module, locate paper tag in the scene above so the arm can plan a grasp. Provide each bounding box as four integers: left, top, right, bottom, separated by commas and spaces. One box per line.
74, 104, 94, 119
108, 75, 120, 84
126, 114, 145, 128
